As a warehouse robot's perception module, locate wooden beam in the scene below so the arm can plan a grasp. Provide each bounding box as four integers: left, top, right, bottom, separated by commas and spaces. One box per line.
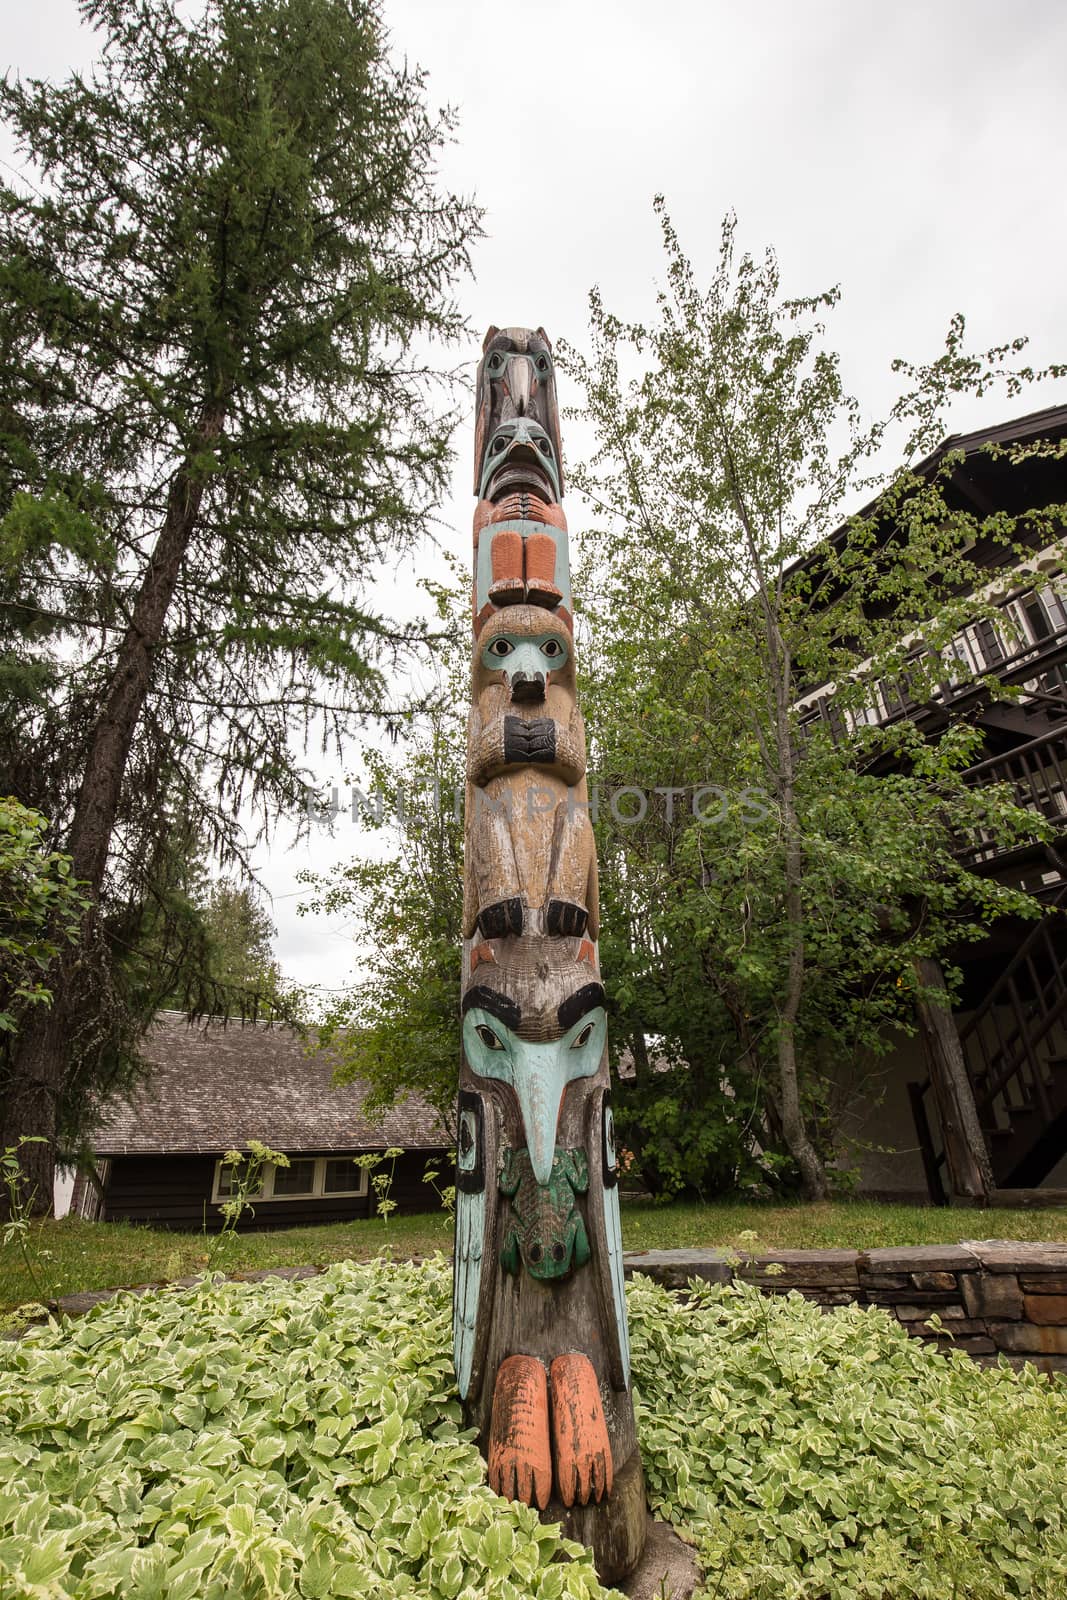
912, 956, 996, 1203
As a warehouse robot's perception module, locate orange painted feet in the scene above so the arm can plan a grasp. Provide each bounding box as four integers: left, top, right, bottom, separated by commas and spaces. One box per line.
488, 1355, 552, 1510
524, 531, 562, 606
488, 530, 525, 604
550, 1352, 613, 1506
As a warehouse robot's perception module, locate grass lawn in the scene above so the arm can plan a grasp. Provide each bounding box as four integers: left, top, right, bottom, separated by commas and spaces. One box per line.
3, 1196, 1067, 1317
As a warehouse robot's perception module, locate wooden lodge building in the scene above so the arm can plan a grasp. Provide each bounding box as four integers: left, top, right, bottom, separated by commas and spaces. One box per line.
72, 1011, 450, 1229
796, 402, 1067, 1204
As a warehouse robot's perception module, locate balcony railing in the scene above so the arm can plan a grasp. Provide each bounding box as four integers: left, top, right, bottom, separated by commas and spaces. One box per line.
799, 581, 1067, 738
953, 728, 1067, 875
909, 895, 1067, 1198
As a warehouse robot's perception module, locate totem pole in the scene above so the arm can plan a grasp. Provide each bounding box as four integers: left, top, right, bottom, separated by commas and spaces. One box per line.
454, 327, 647, 1582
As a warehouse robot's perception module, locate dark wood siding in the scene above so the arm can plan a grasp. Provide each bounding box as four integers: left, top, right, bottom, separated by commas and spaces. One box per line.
102, 1149, 450, 1230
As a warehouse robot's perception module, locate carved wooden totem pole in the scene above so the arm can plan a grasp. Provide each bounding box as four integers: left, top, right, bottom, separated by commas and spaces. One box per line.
454, 327, 647, 1582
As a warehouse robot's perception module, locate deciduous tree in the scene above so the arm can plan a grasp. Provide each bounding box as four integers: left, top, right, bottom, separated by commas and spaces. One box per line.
301, 584, 466, 1129
564, 204, 1064, 1198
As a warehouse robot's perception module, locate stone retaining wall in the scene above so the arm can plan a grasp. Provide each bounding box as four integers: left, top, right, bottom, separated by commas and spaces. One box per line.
622, 1242, 1067, 1375
14, 1243, 1067, 1376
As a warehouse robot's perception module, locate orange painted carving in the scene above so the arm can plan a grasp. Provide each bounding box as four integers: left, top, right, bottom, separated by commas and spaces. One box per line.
550, 1352, 613, 1506
473, 497, 496, 537
488, 1355, 552, 1510
469, 942, 497, 973
525, 531, 562, 604
474, 493, 569, 531
489, 530, 525, 603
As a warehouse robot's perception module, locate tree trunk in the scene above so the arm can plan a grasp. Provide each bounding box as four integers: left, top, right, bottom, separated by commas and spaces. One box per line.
770, 638, 829, 1200
0, 410, 225, 1215
720, 436, 829, 1203
912, 955, 995, 1204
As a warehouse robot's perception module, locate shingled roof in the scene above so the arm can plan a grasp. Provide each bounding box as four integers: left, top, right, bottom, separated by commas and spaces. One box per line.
90, 1011, 449, 1156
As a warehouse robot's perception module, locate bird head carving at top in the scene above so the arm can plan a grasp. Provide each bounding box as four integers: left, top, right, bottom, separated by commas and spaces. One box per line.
474, 326, 564, 502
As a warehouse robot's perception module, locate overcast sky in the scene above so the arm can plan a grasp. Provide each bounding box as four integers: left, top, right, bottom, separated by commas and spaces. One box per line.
7, 0, 1067, 995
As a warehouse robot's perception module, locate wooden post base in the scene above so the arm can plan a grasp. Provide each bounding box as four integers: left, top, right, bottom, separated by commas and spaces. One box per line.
554, 1445, 647, 1585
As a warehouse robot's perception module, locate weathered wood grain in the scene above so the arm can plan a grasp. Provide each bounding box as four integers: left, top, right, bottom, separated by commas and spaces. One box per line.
454, 327, 646, 1582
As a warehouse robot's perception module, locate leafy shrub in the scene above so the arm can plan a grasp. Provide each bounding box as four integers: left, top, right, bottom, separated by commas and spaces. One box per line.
1, 1259, 1066, 1598
629, 1273, 1067, 1598
0, 1261, 608, 1599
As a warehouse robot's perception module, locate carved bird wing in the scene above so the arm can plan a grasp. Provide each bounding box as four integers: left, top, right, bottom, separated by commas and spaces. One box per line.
585, 1085, 631, 1392
453, 1087, 499, 1403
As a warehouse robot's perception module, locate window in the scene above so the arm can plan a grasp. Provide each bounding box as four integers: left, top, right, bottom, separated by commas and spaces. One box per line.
216, 1160, 265, 1200
972, 616, 1005, 668
323, 1157, 363, 1193
211, 1154, 370, 1204
271, 1158, 317, 1196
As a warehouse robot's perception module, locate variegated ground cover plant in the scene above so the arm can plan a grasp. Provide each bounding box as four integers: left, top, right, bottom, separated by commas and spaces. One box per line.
1, 1260, 1065, 1599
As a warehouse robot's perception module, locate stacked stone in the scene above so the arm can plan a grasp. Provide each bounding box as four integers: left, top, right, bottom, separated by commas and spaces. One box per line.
624, 1243, 1067, 1375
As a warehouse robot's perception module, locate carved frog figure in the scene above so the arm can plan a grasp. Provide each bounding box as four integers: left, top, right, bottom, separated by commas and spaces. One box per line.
499, 1145, 590, 1281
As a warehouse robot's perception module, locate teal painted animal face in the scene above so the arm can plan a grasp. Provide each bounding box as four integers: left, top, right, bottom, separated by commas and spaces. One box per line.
499, 1145, 590, 1281
481, 630, 568, 702
461, 999, 606, 1187
478, 417, 561, 501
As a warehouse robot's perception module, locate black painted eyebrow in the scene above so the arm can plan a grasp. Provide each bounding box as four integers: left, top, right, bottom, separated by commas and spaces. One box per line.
557, 984, 605, 1031
462, 985, 521, 1031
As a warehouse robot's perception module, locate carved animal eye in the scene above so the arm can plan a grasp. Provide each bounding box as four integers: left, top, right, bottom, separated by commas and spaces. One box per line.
537, 438, 552, 455
536, 355, 549, 373
487, 353, 505, 373
491, 435, 507, 453
541, 640, 563, 658
475, 1024, 504, 1051
488, 638, 513, 657
571, 1022, 595, 1049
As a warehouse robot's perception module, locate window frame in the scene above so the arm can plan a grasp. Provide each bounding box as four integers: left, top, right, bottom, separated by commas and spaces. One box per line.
211, 1154, 370, 1205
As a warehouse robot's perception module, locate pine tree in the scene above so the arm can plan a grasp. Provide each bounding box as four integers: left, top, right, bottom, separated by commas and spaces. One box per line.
0, 0, 480, 1208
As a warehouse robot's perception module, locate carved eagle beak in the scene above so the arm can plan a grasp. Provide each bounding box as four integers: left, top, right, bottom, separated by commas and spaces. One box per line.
511, 1042, 573, 1186
507, 355, 533, 417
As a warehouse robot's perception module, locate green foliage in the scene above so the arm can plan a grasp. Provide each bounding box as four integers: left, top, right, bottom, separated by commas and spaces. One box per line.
421, 1156, 456, 1220
0, 0, 479, 1159
564, 202, 1066, 1198
168, 879, 288, 1019
630, 1272, 1067, 1597
0, 1260, 610, 1600
353, 1146, 405, 1224
2, 1258, 1066, 1597
0, 799, 84, 1032
208, 1141, 289, 1267
0, 1137, 53, 1303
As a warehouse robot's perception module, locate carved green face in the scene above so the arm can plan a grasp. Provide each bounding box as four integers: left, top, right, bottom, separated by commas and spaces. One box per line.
481, 630, 568, 701
478, 417, 561, 501
500, 1146, 590, 1281
461, 1003, 606, 1187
